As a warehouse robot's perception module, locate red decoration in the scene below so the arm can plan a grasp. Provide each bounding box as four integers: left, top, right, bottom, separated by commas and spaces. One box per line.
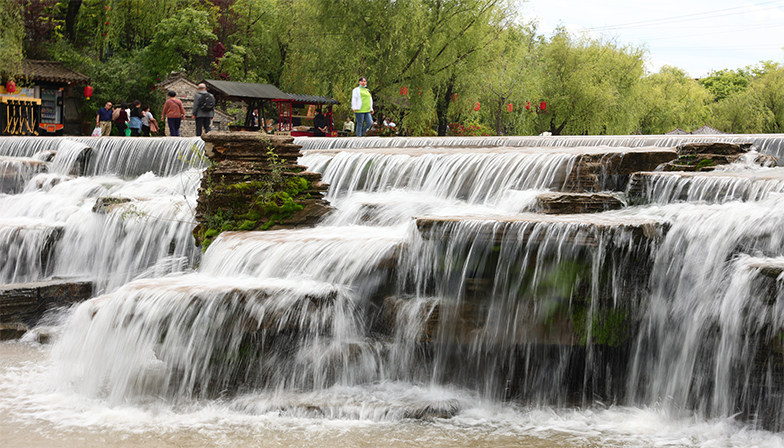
451, 93, 458, 102
506, 103, 513, 113
5, 80, 16, 93
473, 102, 480, 111
400, 86, 408, 96
105, 22, 110, 26
540, 101, 547, 111
84, 85, 93, 99
525, 101, 531, 110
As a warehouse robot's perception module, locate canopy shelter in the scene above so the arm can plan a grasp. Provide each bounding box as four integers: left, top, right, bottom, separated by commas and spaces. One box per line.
202, 79, 340, 136
202, 80, 291, 131
272, 93, 340, 136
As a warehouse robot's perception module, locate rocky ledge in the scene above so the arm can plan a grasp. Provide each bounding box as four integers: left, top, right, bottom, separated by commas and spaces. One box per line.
535, 192, 625, 214
663, 142, 776, 171
0, 280, 93, 337
193, 132, 332, 248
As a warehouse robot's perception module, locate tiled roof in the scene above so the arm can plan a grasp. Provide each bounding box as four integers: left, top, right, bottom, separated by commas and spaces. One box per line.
19, 60, 90, 84
691, 125, 725, 135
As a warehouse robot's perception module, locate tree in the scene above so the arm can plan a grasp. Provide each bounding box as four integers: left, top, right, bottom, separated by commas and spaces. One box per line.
476, 24, 538, 135
711, 63, 784, 134
280, 0, 513, 135
635, 66, 712, 134
0, 0, 24, 79
699, 68, 751, 102
530, 30, 645, 135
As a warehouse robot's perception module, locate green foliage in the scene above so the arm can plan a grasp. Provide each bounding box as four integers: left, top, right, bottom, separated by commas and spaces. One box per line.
197, 146, 311, 249
635, 66, 712, 134
572, 308, 629, 347
448, 122, 494, 136
0, 0, 24, 79
18, 0, 784, 135
699, 68, 751, 102
529, 29, 646, 135
710, 64, 784, 134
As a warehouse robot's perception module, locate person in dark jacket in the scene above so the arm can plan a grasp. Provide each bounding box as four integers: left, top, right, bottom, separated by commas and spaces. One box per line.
191, 83, 215, 136
313, 109, 329, 137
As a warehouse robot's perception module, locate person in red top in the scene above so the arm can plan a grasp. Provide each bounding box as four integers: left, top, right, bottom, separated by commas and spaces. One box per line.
161, 91, 186, 136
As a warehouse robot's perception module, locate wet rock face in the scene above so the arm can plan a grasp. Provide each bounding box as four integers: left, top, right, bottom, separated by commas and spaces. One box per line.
194, 133, 332, 248
535, 192, 624, 214
0, 280, 93, 331
663, 142, 773, 171
562, 149, 678, 192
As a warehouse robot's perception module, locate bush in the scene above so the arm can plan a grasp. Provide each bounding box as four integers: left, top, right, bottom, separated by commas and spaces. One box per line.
366, 125, 398, 137
448, 122, 495, 136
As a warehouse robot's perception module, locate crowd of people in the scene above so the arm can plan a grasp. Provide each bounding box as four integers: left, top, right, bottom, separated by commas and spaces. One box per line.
95, 100, 160, 137
94, 78, 394, 138
93, 83, 215, 137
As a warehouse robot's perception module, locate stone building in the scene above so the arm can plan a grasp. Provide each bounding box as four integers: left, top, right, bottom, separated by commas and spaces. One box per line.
155, 73, 234, 137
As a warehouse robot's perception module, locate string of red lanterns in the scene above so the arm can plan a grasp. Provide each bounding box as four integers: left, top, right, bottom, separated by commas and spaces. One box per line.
393, 86, 547, 114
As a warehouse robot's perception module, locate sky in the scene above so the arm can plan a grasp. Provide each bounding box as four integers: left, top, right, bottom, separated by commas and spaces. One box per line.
517, 0, 784, 78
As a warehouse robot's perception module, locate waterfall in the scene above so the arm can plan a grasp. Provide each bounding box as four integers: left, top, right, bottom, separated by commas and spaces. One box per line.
628, 166, 784, 204
5, 132, 784, 442
0, 136, 206, 177
0, 137, 203, 294
296, 134, 784, 161
627, 198, 784, 427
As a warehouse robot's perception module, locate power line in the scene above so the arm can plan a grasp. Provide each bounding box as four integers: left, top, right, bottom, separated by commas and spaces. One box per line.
586, 0, 784, 31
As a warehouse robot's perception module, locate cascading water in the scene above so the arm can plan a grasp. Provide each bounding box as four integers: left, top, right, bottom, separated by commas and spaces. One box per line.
0, 137, 202, 291
3, 134, 784, 447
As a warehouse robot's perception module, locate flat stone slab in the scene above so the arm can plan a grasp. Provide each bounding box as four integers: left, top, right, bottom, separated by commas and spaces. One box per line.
535, 192, 625, 214
0, 279, 93, 325
415, 213, 668, 246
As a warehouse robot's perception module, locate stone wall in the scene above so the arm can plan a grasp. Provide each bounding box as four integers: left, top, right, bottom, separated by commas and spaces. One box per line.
193, 132, 331, 248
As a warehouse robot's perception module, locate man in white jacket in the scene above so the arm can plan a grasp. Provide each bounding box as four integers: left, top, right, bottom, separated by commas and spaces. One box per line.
351, 77, 374, 136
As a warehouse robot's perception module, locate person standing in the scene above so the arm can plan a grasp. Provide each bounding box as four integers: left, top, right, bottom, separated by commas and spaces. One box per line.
113, 104, 128, 136
141, 105, 157, 136
351, 77, 373, 136
162, 91, 186, 136
95, 101, 113, 137
192, 83, 215, 136
128, 100, 143, 137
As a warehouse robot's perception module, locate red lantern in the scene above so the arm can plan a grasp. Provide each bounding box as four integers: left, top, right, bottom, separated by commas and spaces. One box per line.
400, 86, 408, 96
525, 101, 531, 110
473, 102, 480, 111
540, 101, 547, 111
506, 103, 513, 113
5, 80, 16, 93
84, 85, 93, 100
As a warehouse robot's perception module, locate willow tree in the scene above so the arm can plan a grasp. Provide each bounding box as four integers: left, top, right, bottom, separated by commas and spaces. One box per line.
634, 66, 712, 134
529, 30, 646, 135
711, 63, 784, 134
0, 0, 24, 79
281, 0, 514, 134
